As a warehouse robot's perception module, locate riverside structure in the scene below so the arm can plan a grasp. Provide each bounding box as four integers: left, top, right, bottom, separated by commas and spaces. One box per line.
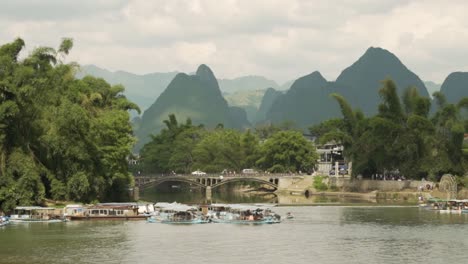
134, 173, 314, 201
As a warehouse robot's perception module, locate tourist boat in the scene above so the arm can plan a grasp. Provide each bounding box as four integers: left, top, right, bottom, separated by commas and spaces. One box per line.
209, 204, 281, 224
9, 206, 67, 223
65, 203, 147, 220
420, 199, 468, 214
148, 202, 209, 224
0, 216, 9, 227
418, 197, 447, 211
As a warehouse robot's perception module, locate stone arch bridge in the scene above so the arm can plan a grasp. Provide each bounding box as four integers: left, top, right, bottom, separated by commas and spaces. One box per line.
134, 173, 313, 200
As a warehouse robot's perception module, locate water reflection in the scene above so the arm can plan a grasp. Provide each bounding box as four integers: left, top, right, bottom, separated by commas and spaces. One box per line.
340, 207, 468, 226
139, 182, 420, 206
1, 207, 468, 264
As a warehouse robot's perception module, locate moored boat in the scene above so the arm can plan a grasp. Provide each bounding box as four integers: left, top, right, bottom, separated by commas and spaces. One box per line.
209, 204, 281, 224
420, 199, 468, 214
0, 216, 9, 227
65, 203, 147, 220
9, 206, 67, 223
286, 212, 294, 219
148, 202, 209, 224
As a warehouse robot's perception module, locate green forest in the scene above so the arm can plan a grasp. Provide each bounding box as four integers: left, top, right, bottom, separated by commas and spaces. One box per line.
140, 79, 468, 185
0, 39, 139, 211
137, 115, 317, 175
310, 80, 468, 181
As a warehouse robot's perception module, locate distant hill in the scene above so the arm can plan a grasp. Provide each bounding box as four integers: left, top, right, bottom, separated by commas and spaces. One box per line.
333, 47, 429, 116
218, 76, 279, 92
81, 47, 434, 138
439, 72, 468, 104
265, 71, 339, 128
263, 47, 430, 128
424, 81, 441, 98
224, 89, 267, 122
77, 65, 177, 114
255, 88, 283, 123
78, 65, 290, 116
134, 64, 250, 151
279, 79, 295, 90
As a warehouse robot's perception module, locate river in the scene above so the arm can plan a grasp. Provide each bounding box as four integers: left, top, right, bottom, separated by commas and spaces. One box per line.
1, 206, 467, 264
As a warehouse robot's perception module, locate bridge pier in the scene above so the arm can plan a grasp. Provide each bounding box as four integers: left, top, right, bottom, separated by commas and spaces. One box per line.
205, 186, 212, 202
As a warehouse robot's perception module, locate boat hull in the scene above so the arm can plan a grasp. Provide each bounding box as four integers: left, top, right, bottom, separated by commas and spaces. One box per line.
212, 218, 280, 224
68, 215, 147, 221
9, 219, 66, 223
160, 219, 210, 224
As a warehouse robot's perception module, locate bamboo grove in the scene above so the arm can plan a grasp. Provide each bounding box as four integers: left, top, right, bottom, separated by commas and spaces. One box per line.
0, 39, 139, 211
311, 79, 468, 182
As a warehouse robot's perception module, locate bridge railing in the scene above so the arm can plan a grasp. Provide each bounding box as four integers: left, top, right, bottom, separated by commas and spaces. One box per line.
134, 173, 309, 178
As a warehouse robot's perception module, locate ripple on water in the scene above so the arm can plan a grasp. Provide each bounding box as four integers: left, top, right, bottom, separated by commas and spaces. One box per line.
0, 207, 467, 264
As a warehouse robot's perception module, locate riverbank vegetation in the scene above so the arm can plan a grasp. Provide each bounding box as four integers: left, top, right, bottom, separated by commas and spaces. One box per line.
310, 79, 468, 182
0, 39, 139, 212
139, 115, 318, 174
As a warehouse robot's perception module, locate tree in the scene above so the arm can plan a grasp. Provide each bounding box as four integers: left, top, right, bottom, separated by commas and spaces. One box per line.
256, 131, 317, 173
192, 128, 243, 173
139, 114, 197, 173
322, 79, 436, 179
0, 38, 138, 210
240, 130, 260, 169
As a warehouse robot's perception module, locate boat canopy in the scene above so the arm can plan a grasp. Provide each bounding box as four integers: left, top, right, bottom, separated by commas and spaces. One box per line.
15, 206, 56, 210
154, 202, 198, 212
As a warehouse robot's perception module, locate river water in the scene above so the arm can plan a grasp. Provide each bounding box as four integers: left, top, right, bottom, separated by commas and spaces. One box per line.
1, 206, 467, 264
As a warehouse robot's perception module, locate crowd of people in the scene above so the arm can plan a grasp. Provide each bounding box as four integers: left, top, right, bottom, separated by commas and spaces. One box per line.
371, 174, 406, 181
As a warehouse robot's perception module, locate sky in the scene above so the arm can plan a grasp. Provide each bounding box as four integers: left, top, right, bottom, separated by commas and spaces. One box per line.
1, 0, 468, 84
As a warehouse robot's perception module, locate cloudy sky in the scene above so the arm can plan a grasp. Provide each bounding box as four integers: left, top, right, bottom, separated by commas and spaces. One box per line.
1, 0, 468, 84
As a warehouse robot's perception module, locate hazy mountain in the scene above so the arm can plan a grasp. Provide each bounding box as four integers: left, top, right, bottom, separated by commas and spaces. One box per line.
263, 47, 430, 128
134, 64, 250, 151
439, 72, 468, 104
334, 47, 429, 115
77, 65, 177, 113
265, 71, 338, 128
78, 65, 290, 116
224, 89, 267, 122
279, 79, 295, 90
255, 88, 283, 123
218, 76, 279, 92
424, 81, 441, 98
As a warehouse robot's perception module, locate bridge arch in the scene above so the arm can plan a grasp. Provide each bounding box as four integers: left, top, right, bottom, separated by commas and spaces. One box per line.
211, 177, 278, 190
139, 176, 207, 189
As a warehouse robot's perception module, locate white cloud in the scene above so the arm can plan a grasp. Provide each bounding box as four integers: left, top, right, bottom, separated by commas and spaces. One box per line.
1, 0, 468, 84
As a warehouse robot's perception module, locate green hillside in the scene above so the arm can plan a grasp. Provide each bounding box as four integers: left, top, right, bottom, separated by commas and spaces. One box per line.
255, 88, 283, 123
333, 47, 429, 115
134, 65, 250, 151
224, 89, 267, 122
439, 72, 468, 103
265, 71, 339, 128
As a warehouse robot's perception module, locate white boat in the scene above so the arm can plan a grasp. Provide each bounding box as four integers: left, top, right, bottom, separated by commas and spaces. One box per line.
65, 203, 147, 221
148, 202, 209, 224
208, 204, 281, 224
0, 216, 9, 227
9, 206, 67, 223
